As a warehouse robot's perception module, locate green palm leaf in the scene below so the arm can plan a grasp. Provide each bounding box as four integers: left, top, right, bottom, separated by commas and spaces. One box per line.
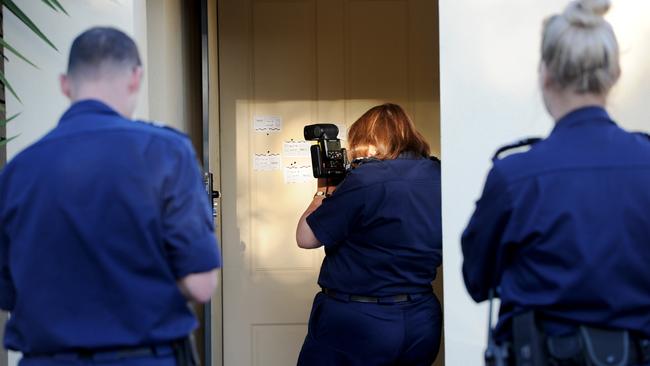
40, 0, 68, 15
0, 0, 67, 150
0, 38, 38, 69
40, 0, 58, 12
48, 0, 68, 15
0, 113, 20, 127
0, 70, 21, 103
3, 0, 58, 51
0, 135, 19, 147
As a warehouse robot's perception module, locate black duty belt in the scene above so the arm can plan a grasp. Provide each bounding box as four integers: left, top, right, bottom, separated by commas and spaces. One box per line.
500, 334, 650, 366
499, 311, 650, 366
544, 331, 650, 366
321, 288, 431, 304
24, 342, 176, 361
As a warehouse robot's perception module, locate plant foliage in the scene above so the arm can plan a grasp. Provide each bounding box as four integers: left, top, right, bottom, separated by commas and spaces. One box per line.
0, 0, 66, 145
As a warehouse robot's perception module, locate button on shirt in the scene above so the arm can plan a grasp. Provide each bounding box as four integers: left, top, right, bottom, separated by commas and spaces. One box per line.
462, 107, 650, 337
0, 100, 221, 353
308, 156, 442, 297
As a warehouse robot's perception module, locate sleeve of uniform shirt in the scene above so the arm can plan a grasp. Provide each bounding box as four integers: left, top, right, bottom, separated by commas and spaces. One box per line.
0, 181, 15, 311
306, 171, 368, 247
162, 138, 221, 279
461, 164, 513, 303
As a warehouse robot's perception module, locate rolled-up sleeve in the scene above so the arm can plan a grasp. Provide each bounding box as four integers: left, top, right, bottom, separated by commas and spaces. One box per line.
162, 139, 221, 279
306, 173, 367, 247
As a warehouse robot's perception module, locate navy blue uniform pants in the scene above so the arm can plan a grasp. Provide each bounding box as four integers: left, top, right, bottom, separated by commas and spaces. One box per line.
297, 291, 442, 366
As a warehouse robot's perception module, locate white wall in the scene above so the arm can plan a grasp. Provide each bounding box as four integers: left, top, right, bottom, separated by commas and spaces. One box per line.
606, 3, 650, 130
4, 0, 149, 160
440, 1, 650, 365
145, 0, 195, 134
3, 1, 147, 364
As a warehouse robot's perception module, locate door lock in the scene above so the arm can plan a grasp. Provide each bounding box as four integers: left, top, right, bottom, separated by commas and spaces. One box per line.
203, 172, 220, 218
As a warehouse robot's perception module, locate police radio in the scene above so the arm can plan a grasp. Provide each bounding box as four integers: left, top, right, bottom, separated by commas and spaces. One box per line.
304, 124, 348, 179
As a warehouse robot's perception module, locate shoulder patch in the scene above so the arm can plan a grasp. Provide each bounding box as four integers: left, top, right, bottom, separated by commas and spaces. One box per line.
492, 137, 542, 161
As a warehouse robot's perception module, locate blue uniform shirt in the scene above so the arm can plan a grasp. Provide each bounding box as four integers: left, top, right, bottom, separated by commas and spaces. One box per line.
0, 100, 221, 353
307, 155, 442, 297
462, 106, 650, 337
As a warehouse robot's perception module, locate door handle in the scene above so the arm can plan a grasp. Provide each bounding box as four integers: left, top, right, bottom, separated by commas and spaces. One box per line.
203, 172, 220, 218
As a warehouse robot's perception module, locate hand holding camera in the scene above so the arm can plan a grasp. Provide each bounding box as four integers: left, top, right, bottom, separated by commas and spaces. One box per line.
304, 124, 349, 185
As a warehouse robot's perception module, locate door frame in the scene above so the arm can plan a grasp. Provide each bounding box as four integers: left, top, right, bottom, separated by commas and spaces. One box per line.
201, 0, 225, 365
202, 1, 443, 365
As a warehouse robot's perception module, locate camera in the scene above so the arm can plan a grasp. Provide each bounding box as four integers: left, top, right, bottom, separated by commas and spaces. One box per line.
304, 124, 348, 179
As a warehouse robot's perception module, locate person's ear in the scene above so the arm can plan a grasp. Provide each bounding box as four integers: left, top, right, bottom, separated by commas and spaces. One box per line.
128, 66, 143, 94
60, 74, 73, 100
539, 62, 555, 90
613, 67, 621, 85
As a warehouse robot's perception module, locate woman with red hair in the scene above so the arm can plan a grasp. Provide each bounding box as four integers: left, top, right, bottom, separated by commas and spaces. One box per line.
296, 103, 442, 365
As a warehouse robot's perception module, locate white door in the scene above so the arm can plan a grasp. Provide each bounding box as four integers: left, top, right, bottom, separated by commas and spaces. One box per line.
217, 1, 440, 364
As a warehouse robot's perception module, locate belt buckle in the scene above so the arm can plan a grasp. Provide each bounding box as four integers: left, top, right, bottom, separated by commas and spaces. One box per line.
394, 294, 410, 303
350, 295, 378, 303
376, 294, 409, 304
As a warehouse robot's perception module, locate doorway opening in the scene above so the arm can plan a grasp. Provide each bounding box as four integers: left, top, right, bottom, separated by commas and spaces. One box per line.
206, 0, 443, 364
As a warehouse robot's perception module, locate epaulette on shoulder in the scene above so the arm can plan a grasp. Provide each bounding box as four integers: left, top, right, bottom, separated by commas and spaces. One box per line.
430, 156, 440, 164
161, 125, 187, 137
135, 120, 188, 138
492, 137, 542, 161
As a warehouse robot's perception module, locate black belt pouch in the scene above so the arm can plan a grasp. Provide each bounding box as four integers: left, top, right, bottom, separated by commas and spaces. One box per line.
512, 311, 547, 366
579, 326, 629, 366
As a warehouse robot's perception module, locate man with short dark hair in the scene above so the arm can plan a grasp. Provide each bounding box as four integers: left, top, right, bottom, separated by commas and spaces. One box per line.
0, 27, 221, 365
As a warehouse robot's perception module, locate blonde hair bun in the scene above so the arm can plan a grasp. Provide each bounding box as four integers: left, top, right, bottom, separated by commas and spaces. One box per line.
542, 0, 619, 94
563, 0, 611, 27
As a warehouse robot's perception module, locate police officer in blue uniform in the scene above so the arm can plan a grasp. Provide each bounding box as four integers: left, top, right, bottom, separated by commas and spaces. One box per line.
0, 27, 221, 365
296, 104, 442, 366
462, 1, 650, 365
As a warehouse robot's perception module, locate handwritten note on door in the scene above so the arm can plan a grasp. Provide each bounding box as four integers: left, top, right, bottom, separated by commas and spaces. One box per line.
254, 116, 282, 133
284, 165, 313, 184
283, 140, 311, 158
253, 153, 282, 171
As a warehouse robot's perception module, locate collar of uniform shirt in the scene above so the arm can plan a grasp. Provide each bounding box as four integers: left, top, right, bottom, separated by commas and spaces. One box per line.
59, 99, 121, 124
551, 105, 615, 133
